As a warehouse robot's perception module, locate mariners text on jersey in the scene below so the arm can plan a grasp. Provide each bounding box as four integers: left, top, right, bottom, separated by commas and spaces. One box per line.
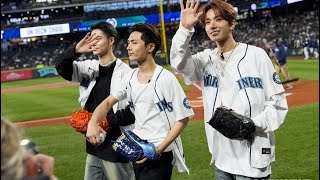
203, 72, 263, 91
204, 74, 219, 87
156, 99, 173, 112
236, 77, 263, 90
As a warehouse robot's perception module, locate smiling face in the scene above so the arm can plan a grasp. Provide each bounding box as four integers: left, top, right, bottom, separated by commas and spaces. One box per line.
91, 29, 114, 56
204, 9, 235, 43
126, 31, 154, 62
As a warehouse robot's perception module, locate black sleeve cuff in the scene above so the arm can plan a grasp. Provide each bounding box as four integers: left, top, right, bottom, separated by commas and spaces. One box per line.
55, 45, 81, 81
107, 105, 135, 127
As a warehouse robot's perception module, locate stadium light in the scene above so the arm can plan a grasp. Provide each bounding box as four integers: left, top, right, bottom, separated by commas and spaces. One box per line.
287, 0, 303, 4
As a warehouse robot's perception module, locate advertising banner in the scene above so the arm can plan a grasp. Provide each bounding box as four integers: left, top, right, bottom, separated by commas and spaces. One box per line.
1, 69, 33, 82
20, 23, 70, 38
32, 67, 59, 78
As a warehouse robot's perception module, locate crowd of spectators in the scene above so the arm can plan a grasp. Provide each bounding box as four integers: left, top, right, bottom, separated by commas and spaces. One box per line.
1, 0, 257, 13
1, 8, 319, 71
1, 37, 100, 71
1, 0, 118, 11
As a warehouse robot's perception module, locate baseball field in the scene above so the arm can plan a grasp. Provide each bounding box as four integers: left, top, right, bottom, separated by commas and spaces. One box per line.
1, 58, 319, 179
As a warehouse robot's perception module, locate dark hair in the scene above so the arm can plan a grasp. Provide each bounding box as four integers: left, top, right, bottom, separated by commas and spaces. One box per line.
128, 23, 161, 56
90, 22, 118, 41
199, 0, 237, 27
274, 38, 282, 44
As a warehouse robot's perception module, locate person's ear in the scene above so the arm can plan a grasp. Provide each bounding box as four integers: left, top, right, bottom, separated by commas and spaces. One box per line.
147, 43, 155, 53
230, 20, 237, 30
109, 37, 115, 46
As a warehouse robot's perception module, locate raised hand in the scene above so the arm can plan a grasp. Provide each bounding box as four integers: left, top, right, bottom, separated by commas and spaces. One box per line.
75, 32, 100, 54
180, 0, 203, 30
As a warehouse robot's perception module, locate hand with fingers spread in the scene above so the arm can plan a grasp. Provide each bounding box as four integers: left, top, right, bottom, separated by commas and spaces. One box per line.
75, 32, 100, 54
180, 0, 203, 30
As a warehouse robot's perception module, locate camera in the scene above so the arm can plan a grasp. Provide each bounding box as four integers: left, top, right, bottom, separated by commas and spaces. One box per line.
20, 139, 40, 155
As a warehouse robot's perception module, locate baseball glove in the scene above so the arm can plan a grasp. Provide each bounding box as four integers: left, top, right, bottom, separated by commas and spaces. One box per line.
70, 109, 109, 134
208, 106, 256, 141
112, 130, 159, 161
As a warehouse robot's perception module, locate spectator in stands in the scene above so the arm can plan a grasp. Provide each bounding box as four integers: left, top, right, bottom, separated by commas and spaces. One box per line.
302, 34, 310, 60
55, 22, 135, 180
1, 40, 11, 52
1, 117, 57, 180
309, 35, 319, 59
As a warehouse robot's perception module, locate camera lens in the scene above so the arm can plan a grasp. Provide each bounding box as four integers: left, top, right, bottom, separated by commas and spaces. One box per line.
20, 139, 40, 154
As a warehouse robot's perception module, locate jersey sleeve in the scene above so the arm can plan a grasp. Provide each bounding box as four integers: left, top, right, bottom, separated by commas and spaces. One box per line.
258, 48, 285, 98
110, 73, 130, 102
111, 85, 127, 102
55, 45, 81, 81
170, 24, 208, 85
167, 73, 194, 121
111, 68, 137, 102
251, 48, 288, 132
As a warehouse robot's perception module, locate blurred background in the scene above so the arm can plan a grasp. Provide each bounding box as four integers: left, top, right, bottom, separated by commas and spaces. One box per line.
1, 0, 319, 77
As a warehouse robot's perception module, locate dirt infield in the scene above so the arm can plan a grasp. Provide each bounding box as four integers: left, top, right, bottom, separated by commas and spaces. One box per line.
11, 80, 319, 128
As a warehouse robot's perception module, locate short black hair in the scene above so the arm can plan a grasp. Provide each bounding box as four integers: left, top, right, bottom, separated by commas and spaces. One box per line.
274, 38, 282, 44
128, 23, 161, 56
90, 22, 117, 41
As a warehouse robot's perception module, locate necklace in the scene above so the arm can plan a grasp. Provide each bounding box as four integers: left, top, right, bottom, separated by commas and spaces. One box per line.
100, 58, 117, 67
219, 42, 239, 77
138, 70, 153, 84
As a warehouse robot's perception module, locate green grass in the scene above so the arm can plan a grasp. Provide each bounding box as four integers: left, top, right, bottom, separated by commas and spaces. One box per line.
163, 64, 190, 92
2, 59, 318, 179
1, 76, 66, 89
272, 103, 319, 179
1, 64, 191, 122
274, 59, 319, 81
1, 59, 318, 122
21, 104, 319, 180
1, 86, 79, 122
0, 59, 317, 122
19, 125, 87, 180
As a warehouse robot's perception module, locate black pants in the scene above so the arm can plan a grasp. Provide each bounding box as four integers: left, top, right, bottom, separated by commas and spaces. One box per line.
133, 151, 173, 180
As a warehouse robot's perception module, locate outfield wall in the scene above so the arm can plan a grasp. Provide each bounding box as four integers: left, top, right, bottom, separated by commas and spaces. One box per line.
1, 53, 168, 82
1, 66, 59, 82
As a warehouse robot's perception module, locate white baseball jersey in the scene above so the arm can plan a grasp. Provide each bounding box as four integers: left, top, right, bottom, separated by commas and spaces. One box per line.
112, 65, 194, 173
170, 25, 288, 177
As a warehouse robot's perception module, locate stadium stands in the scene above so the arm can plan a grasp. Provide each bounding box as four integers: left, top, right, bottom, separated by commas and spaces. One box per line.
1, 0, 319, 71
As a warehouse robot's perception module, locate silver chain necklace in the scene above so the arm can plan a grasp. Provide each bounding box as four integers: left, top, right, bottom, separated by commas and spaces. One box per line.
218, 42, 239, 77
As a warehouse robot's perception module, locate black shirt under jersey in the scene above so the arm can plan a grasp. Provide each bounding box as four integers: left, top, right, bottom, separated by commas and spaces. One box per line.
55, 45, 134, 162
85, 62, 128, 162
